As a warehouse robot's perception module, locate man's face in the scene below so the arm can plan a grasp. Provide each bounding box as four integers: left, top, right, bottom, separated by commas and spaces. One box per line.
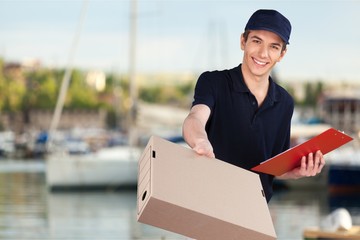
241, 30, 286, 78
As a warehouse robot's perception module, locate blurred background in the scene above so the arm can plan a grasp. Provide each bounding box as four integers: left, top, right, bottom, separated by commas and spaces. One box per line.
0, 0, 359, 239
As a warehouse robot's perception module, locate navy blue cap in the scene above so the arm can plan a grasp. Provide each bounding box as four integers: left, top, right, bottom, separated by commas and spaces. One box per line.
245, 9, 291, 44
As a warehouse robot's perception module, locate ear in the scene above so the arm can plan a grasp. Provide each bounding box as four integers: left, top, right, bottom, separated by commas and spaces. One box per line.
240, 34, 245, 50
277, 48, 287, 62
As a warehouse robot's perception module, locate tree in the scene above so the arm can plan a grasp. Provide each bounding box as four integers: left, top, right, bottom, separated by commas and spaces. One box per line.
303, 81, 323, 107
0, 59, 6, 111
66, 70, 99, 109
3, 77, 26, 112
24, 70, 58, 109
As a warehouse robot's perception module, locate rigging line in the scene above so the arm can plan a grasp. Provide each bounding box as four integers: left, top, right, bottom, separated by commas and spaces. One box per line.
47, 0, 89, 148
128, 0, 138, 147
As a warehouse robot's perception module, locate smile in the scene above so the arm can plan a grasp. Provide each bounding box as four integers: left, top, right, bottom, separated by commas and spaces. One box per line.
253, 58, 267, 66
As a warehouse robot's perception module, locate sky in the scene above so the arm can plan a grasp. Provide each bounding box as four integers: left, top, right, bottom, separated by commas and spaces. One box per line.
0, 0, 359, 83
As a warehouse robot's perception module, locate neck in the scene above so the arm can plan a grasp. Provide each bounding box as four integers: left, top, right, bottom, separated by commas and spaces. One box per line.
240, 64, 270, 91
240, 64, 270, 106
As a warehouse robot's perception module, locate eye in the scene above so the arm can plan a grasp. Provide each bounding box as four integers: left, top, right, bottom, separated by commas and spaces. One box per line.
270, 44, 280, 51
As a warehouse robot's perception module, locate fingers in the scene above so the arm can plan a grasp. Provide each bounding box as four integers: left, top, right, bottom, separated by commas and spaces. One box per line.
284, 151, 325, 179
303, 150, 325, 177
298, 156, 307, 176
307, 152, 315, 173
193, 140, 215, 158
316, 150, 325, 173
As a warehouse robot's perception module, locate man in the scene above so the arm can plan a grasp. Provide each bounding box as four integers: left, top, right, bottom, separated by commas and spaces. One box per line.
182, 9, 325, 202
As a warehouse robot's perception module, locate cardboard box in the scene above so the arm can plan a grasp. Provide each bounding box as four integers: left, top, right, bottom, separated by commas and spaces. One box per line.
137, 136, 276, 240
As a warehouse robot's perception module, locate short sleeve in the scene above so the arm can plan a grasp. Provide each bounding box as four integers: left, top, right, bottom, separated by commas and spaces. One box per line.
191, 72, 215, 110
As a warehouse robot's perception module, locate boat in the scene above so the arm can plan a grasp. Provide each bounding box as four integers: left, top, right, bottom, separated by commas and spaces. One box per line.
46, 145, 141, 190
303, 226, 360, 239
326, 144, 360, 194
303, 208, 360, 239
45, 0, 142, 191
46, 134, 186, 190
0, 131, 15, 158
328, 165, 360, 194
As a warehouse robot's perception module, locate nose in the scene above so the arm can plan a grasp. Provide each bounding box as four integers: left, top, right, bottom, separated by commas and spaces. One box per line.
258, 45, 269, 58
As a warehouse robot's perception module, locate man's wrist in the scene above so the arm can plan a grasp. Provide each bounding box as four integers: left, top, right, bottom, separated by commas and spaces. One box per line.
278, 171, 301, 180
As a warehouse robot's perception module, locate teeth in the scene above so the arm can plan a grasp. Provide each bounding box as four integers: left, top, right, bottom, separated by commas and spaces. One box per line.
254, 58, 266, 66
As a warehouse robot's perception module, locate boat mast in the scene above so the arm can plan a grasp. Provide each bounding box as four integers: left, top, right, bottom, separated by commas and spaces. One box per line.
47, 0, 88, 149
128, 0, 138, 147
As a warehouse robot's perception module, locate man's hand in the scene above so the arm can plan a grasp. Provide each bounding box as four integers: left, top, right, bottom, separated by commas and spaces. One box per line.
182, 104, 215, 158
193, 139, 215, 158
278, 150, 325, 179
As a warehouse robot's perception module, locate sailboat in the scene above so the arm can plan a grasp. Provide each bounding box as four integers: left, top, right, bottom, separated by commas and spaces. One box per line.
46, 143, 141, 190
46, 0, 142, 190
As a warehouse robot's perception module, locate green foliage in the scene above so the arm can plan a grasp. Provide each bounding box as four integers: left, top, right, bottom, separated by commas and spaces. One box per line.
0, 60, 196, 131
65, 70, 99, 109
301, 81, 323, 107
0, 60, 5, 110
139, 86, 162, 102
24, 69, 58, 109
138, 81, 194, 107
3, 78, 26, 112
282, 81, 324, 107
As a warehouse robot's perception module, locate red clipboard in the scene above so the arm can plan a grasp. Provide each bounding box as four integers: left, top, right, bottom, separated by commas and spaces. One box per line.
251, 128, 353, 176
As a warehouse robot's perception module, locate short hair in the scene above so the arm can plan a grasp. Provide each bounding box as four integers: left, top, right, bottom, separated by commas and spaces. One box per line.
242, 30, 287, 52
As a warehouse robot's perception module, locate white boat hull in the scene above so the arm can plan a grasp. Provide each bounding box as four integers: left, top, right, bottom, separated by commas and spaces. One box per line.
46, 146, 141, 189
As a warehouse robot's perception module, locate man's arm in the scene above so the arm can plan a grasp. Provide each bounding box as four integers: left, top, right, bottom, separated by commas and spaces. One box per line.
182, 104, 215, 158
277, 150, 325, 179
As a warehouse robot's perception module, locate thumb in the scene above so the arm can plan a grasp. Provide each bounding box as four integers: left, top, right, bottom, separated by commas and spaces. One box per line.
195, 147, 215, 158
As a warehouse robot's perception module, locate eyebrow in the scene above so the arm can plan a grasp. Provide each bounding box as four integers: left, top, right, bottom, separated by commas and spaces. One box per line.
250, 35, 282, 48
250, 35, 262, 41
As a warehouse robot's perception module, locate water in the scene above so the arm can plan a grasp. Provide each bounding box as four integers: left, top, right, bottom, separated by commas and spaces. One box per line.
0, 160, 359, 240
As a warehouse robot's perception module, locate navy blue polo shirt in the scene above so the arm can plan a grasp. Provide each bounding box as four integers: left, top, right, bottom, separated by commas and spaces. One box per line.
192, 65, 294, 201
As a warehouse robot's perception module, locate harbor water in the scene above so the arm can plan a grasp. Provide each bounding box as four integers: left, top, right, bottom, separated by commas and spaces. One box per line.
0, 160, 359, 240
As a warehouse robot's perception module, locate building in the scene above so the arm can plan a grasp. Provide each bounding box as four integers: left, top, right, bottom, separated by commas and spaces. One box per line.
320, 91, 360, 135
